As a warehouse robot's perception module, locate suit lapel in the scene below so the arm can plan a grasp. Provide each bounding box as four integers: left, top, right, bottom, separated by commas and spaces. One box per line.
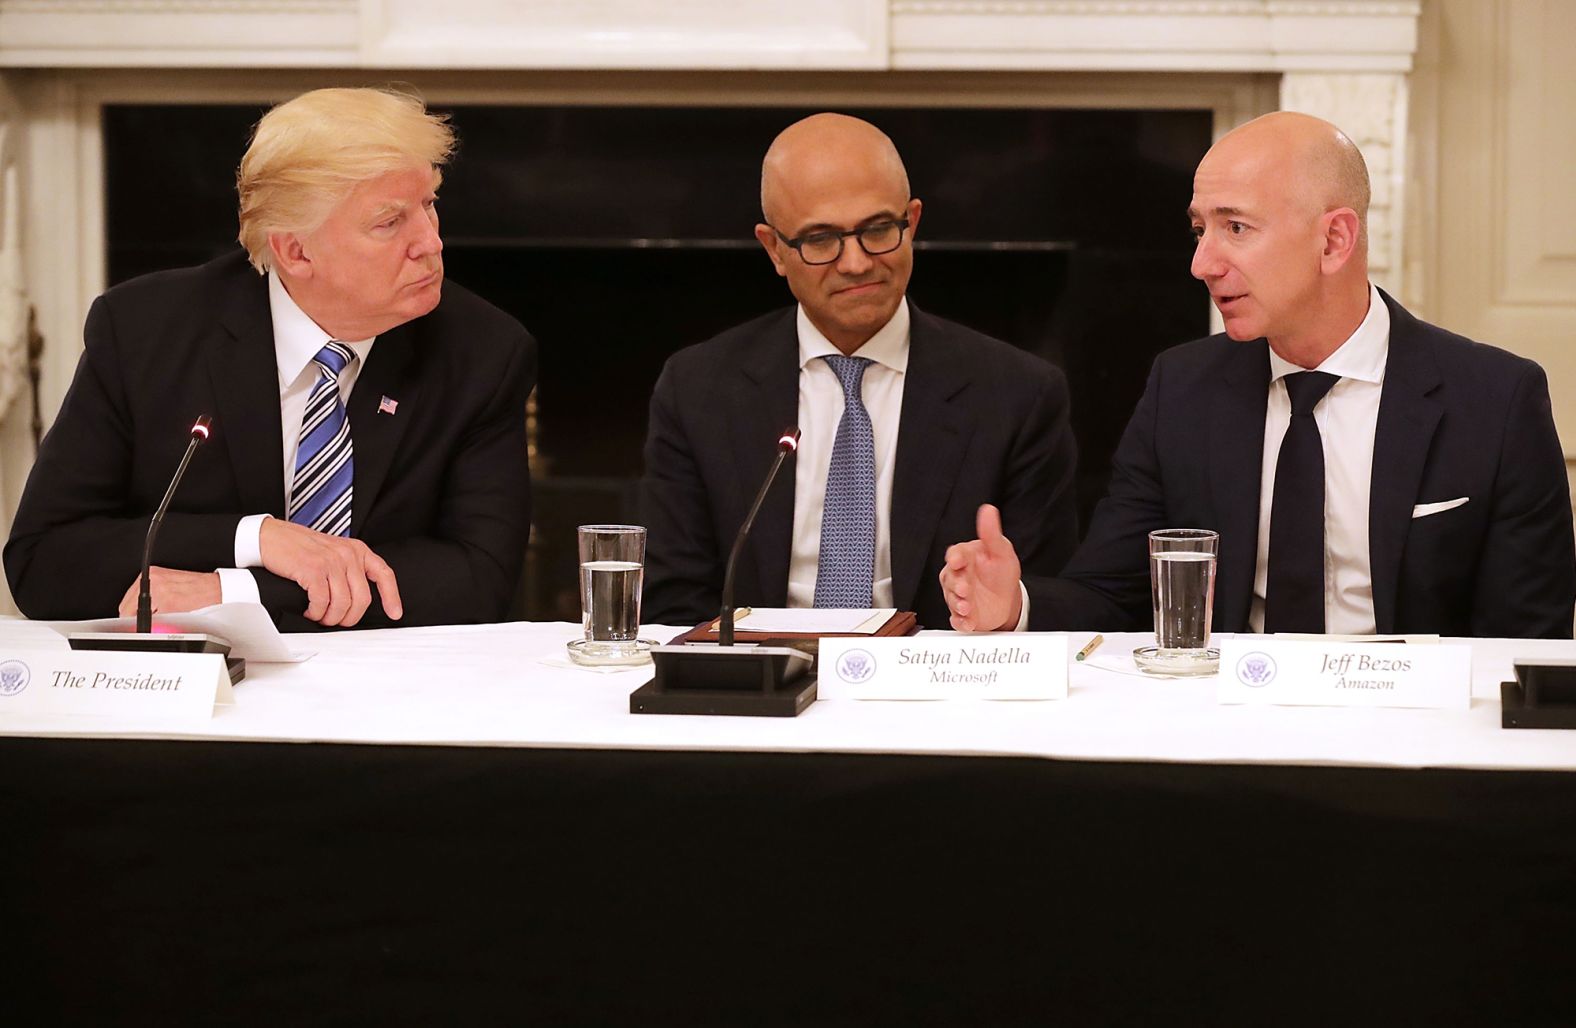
733, 313, 800, 605
1368, 293, 1443, 633
346, 322, 422, 536
890, 305, 971, 611
210, 270, 287, 517
1209, 341, 1270, 632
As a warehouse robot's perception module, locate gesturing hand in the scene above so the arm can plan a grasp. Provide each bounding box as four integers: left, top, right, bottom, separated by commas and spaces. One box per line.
259, 519, 403, 627
939, 504, 1024, 632
118, 567, 222, 618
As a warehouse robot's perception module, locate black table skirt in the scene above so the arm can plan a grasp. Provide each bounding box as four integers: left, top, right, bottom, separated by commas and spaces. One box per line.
3, 737, 1575, 1026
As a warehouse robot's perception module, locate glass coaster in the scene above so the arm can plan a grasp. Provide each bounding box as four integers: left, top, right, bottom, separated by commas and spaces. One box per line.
1133, 646, 1220, 677
566, 638, 657, 667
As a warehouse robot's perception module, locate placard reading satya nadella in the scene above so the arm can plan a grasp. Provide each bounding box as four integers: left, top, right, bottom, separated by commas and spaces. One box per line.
818, 635, 1068, 700
0, 649, 233, 721
1218, 639, 1471, 710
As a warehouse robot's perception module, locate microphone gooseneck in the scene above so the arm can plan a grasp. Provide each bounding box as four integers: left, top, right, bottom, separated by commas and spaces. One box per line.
718, 427, 800, 647
137, 415, 213, 633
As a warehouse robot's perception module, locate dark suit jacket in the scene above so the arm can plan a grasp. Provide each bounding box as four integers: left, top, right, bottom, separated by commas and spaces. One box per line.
5, 250, 536, 631
641, 301, 1078, 629
1027, 290, 1575, 638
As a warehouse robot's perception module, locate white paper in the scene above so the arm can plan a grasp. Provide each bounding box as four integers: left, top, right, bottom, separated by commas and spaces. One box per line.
733, 607, 894, 634
41, 602, 306, 663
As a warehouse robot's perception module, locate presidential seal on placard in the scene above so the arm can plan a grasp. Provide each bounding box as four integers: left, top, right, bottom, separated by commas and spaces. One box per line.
835, 648, 876, 685
1235, 652, 1277, 688
0, 659, 31, 697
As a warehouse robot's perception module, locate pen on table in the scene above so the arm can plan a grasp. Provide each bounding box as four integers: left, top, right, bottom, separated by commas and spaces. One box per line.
1074, 634, 1104, 662
709, 607, 751, 631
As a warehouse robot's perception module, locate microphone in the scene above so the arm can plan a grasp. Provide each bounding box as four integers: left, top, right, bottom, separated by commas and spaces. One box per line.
70, 415, 234, 669
718, 426, 800, 646
636, 426, 815, 716
138, 415, 213, 632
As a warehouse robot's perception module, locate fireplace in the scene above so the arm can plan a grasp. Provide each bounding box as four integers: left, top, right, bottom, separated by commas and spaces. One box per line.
102, 101, 1210, 619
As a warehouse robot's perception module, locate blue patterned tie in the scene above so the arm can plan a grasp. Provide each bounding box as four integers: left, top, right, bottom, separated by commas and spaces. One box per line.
815, 354, 876, 608
289, 341, 356, 537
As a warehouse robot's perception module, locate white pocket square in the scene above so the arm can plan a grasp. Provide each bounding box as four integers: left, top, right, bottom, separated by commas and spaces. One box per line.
1412, 497, 1469, 519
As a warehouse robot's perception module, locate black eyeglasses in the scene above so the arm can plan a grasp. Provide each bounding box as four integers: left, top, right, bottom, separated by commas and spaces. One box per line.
773, 218, 911, 266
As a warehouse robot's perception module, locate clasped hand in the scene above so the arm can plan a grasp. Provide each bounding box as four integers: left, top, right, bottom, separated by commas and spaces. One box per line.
117, 519, 403, 627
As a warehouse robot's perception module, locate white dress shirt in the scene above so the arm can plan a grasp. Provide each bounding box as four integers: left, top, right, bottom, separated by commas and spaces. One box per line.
1250, 283, 1390, 634
785, 302, 910, 608
214, 273, 375, 603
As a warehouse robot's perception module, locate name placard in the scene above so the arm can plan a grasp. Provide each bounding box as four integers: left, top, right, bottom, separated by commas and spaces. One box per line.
818, 635, 1068, 700
1218, 639, 1471, 710
0, 649, 233, 722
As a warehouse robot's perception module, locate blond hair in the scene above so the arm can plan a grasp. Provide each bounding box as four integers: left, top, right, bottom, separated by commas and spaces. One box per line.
236, 87, 455, 273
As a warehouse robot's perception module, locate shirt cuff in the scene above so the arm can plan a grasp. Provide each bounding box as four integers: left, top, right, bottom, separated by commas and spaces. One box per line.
234, 513, 271, 568
216, 567, 261, 605
1012, 581, 1030, 633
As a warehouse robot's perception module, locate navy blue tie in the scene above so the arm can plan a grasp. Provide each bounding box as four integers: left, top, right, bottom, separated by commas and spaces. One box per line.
289, 341, 356, 537
814, 355, 877, 608
1265, 370, 1339, 633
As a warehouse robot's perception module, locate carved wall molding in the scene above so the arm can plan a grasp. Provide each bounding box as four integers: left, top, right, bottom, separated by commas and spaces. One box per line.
1495, 0, 1576, 307
0, 0, 358, 66
894, 2, 1417, 14
891, 0, 1419, 72
893, 2, 1267, 12
0, 1, 349, 12
1, 0, 1418, 72
360, 0, 889, 70
1279, 71, 1405, 294
0, 78, 28, 428
1411, 0, 1576, 457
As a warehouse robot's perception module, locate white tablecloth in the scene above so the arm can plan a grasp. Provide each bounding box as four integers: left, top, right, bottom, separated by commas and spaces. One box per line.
2, 620, 1575, 772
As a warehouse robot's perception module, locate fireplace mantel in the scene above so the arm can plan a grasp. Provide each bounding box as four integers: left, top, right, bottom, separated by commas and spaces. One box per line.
0, 1, 1417, 72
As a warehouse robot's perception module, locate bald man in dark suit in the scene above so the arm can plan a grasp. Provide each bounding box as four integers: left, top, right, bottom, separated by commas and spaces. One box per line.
642, 113, 1078, 630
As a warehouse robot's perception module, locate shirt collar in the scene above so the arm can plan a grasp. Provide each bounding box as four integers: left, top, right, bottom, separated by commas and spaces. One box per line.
1267, 283, 1389, 385
267, 272, 376, 393
796, 299, 911, 373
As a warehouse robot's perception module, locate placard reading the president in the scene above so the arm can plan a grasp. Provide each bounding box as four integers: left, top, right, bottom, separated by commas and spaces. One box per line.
1218, 639, 1471, 710
0, 649, 233, 722
818, 635, 1068, 700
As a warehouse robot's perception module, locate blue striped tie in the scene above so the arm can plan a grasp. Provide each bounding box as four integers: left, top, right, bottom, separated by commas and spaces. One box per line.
289, 341, 356, 537
814, 354, 876, 608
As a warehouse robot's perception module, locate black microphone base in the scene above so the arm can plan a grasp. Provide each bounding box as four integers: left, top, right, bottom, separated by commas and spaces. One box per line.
68, 631, 229, 654
632, 645, 816, 717
68, 633, 245, 685
1501, 669, 1576, 730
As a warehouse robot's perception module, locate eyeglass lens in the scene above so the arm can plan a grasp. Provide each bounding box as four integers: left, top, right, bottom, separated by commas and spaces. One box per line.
799, 222, 904, 264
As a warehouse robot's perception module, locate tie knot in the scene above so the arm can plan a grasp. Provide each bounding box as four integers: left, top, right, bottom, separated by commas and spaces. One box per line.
822, 354, 874, 399
1284, 370, 1338, 416
314, 341, 357, 380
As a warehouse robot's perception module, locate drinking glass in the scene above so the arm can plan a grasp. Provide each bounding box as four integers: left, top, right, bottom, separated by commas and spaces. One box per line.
567, 524, 656, 666
1133, 528, 1220, 676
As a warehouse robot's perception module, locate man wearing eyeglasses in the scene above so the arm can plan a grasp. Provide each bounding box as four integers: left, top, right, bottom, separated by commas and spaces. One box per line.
640, 112, 1078, 628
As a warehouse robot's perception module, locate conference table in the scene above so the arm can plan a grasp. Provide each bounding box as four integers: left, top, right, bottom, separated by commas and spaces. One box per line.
3, 620, 1575, 1026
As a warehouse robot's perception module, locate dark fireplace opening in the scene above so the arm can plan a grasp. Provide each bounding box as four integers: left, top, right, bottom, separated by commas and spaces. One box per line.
104, 102, 1211, 622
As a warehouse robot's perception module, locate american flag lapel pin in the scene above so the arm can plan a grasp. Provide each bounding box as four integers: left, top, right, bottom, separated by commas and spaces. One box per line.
378, 395, 399, 416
